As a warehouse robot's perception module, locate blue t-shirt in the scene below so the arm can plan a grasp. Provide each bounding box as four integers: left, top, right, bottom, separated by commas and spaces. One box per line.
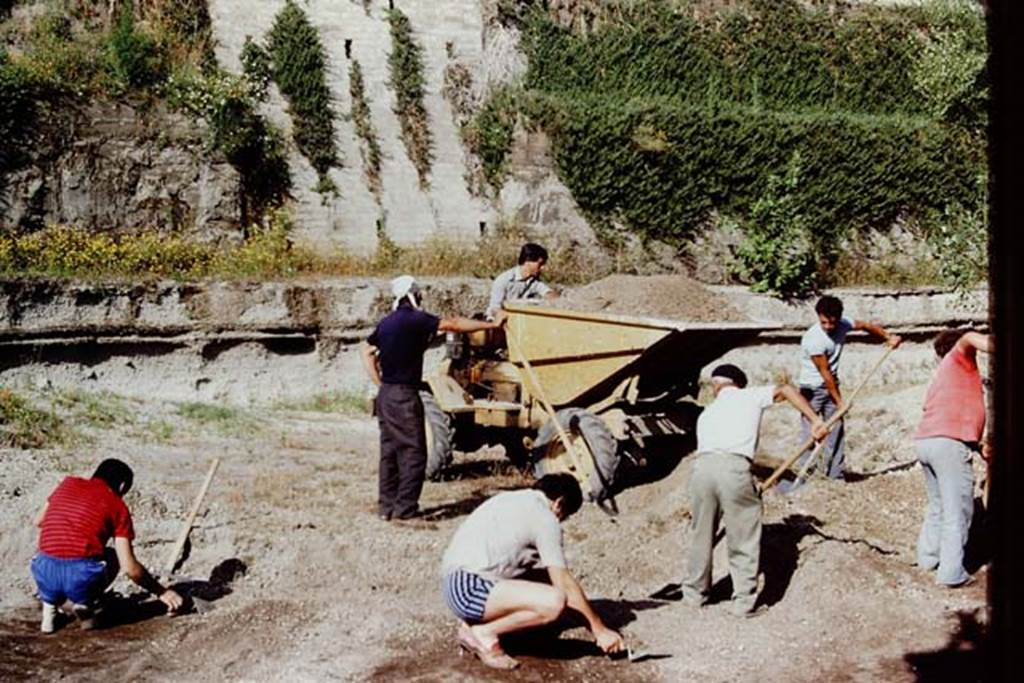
368, 306, 441, 385
798, 317, 854, 387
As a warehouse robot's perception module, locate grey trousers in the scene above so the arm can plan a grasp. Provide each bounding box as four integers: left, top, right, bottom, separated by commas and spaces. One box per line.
798, 385, 846, 480
683, 452, 762, 614
376, 383, 427, 519
915, 437, 975, 585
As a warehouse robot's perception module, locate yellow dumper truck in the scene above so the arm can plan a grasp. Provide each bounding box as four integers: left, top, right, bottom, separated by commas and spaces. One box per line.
422, 302, 769, 504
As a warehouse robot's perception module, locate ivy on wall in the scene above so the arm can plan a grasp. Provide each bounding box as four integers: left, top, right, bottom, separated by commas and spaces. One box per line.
268, 0, 340, 196
349, 60, 383, 199
387, 8, 433, 189
471, 0, 988, 294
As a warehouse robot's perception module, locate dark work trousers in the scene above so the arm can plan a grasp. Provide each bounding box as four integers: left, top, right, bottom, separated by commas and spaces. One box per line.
376, 383, 427, 519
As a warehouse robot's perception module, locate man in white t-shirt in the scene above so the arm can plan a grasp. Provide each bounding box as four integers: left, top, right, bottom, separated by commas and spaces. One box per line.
439, 474, 624, 670
485, 243, 559, 319
682, 364, 827, 617
784, 295, 901, 488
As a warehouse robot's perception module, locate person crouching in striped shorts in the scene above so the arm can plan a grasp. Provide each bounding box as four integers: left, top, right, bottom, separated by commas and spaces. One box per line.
439, 474, 625, 670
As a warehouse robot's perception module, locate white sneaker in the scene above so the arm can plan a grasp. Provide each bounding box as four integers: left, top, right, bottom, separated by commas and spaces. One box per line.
40, 602, 57, 634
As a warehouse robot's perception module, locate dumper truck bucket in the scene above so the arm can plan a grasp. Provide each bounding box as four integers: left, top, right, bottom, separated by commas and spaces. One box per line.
504, 303, 773, 408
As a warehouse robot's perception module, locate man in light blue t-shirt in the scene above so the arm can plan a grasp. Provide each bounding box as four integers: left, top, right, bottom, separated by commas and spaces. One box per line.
782, 295, 901, 489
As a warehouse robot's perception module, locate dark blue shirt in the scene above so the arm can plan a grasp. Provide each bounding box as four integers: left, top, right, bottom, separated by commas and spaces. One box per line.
367, 306, 441, 385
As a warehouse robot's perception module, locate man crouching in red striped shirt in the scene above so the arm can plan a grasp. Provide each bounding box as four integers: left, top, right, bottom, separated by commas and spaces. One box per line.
30, 459, 184, 633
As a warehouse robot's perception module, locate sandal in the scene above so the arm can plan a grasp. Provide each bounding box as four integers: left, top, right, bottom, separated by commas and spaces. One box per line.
456, 628, 520, 670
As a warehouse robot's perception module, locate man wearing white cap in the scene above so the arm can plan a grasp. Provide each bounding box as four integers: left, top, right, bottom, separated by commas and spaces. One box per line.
362, 276, 507, 521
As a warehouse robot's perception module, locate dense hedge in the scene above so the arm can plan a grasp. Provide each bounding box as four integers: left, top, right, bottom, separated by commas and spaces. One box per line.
538, 94, 982, 246
475, 0, 987, 292
524, 1, 985, 125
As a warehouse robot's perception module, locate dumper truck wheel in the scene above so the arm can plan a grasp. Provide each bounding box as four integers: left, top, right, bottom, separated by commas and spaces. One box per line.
533, 408, 620, 502
421, 391, 453, 481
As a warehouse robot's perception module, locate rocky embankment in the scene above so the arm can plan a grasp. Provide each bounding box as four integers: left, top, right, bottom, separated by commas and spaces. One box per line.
0, 277, 987, 403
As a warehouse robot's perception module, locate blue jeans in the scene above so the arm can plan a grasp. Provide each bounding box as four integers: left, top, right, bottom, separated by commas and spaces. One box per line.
31, 549, 118, 606
798, 385, 845, 480
915, 437, 975, 585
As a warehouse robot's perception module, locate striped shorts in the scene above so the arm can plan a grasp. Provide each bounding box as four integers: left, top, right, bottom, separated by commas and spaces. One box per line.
442, 570, 495, 623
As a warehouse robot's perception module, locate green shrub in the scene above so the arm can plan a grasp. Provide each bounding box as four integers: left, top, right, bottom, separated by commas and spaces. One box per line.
105, 7, 167, 93
734, 153, 817, 297
167, 68, 291, 222
267, 0, 340, 194
464, 86, 520, 189
926, 194, 988, 292
387, 9, 433, 188
148, 0, 215, 64
240, 35, 272, 101
0, 388, 66, 448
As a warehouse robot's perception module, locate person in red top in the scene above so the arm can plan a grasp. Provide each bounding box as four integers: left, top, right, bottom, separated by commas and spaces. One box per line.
31, 459, 184, 633
913, 329, 993, 587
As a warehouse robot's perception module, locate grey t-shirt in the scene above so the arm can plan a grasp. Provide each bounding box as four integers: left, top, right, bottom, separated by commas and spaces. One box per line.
485, 266, 552, 318
798, 317, 854, 387
440, 489, 567, 580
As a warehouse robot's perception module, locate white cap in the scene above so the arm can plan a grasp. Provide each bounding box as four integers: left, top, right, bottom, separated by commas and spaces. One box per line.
390, 275, 420, 310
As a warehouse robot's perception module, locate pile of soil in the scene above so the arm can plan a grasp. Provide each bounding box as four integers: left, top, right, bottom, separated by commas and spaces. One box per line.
558, 275, 748, 322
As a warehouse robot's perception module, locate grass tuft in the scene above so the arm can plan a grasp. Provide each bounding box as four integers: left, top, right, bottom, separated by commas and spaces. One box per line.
0, 387, 66, 448
274, 390, 370, 415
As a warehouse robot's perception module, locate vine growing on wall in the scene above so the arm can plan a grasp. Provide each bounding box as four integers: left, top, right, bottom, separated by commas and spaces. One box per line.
268, 0, 340, 196
469, 0, 988, 295
349, 60, 383, 199
387, 8, 433, 189
443, 42, 488, 197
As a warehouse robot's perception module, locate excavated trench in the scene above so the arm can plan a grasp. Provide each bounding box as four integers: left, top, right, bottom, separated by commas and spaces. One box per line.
0, 278, 988, 404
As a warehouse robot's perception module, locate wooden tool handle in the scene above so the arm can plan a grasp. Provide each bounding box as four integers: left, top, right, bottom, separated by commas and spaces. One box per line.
164, 458, 221, 575
760, 345, 895, 491
506, 326, 594, 499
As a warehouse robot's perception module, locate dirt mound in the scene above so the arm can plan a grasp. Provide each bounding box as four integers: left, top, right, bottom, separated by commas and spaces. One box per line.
558, 275, 747, 322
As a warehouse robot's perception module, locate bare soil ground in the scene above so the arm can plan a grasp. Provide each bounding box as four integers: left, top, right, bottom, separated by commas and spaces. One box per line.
0, 377, 988, 682
555, 275, 748, 322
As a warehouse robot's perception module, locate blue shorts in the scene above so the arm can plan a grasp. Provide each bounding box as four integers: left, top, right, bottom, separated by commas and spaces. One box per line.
31, 553, 110, 606
442, 570, 495, 623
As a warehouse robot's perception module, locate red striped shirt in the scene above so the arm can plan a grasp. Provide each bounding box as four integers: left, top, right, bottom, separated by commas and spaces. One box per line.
38, 477, 134, 559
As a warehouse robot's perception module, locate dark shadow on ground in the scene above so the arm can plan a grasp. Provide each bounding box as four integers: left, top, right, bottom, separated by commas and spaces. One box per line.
844, 459, 919, 482
608, 402, 703, 497
759, 514, 823, 607
501, 597, 670, 661
0, 558, 244, 681
612, 435, 697, 496
418, 485, 522, 522
903, 609, 988, 681
438, 458, 524, 482
645, 514, 823, 608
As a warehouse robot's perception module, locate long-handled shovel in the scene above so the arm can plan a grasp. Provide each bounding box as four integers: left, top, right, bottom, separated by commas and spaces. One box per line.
760, 346, 896, 492
156, 458, 221, 615
506, 323, 605, 506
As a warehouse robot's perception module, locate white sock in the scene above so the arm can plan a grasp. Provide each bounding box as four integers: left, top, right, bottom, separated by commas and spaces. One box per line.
40, 603, 57, 633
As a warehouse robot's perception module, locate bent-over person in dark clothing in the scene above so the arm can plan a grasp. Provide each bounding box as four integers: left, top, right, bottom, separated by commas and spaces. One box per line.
361, 275, 506, 521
